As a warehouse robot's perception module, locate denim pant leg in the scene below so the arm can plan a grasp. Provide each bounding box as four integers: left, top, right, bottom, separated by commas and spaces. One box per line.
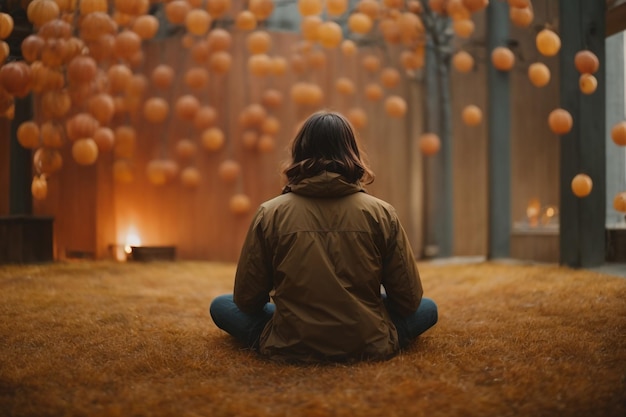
386, 297, 438, 349
209, 294, 275, 349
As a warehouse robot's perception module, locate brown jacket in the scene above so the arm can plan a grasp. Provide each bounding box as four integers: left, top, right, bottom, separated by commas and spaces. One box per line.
233, 172, 423, 362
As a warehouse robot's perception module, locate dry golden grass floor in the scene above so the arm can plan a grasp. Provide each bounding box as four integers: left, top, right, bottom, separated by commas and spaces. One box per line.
0, 260, 625, 417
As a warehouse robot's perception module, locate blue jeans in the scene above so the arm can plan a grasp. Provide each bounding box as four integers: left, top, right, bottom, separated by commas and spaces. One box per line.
210, 294, 438, 350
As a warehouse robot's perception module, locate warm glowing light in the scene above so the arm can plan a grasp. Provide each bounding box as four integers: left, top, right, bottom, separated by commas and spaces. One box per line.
124, 229, 141, 254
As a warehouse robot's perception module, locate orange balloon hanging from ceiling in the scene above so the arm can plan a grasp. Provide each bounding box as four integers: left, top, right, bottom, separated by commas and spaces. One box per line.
194, 106, 218, 130
0, 13, 14, 39
548, 108, 573, 135
209, 51, 232, 74
249, 0, 274, 20
66, 112, 99, 141
27, 0, 60, 28
536, 29, 561, 57
610, 121, 626, 146
341, 40, 357, 56
347, 108, 367, 130
202, 127, 225, 152
0, 61, 32, 98
230, 194, 252, 215
336, 77, 356, 95
248, 54, 272, 76
327, 0, 348, 16
419, 133, 441, 156
165, 0, 190, 24
510, 5, 533, 28
462, 105, 482, 126
385, 96, 407, 118
143, 97, 170, 124
72, 138, 99, 166
151, 64, 175, 89
132, 15, 159, 40
186, 9, 211, 35
491, 47, 515, 71
613, 192, 626, 212
180, 167, 201, 188
301, 15, 322, 41
365, 83, 383, 101
358, 0, 381, 19
176, 139, 197, 160
571, 174, 593, 198
528, 62, 550, 87
21, 35, 44, 63
235, 10, 257, 31
574, 50, 599, 74
207, 28, 233, 51
246, 30, 272, 54
175, 94, 200, 121
348, 12, 373, 34
452, 51, 474, 73
207, 0, 233, 19
299, 0, 324, 16
93, 127, 115, 153
33, 148, 63, 175
218, 160, 242, 183
31, 175, 48, 201
261, 89, 283, 108
40, 121, 63, 148
380, 68, 401, 89
317, 21, 343, 49
453, 19, 474, 38
17, 121, 40, 149
579, 73, 597, 95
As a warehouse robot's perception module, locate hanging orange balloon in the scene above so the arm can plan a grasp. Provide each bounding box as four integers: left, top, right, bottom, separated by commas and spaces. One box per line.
194, 106, 218, 130
218, 159, 241, 183
452, 51, 474, 73
108, 64, 133, 93
317, 21, 343, 49
175, 94, 200, 121
548, 108, 573, 135
66, 112, 100, 141
21, 35, 44, 63
327, 0, 348, 16
180, 167, 201, 188
248, 0, 275, 20
207, 28, 233, 51
235, 10, 257, 31
88, 93, 115, 125
248, 54, 272, 76
536, 29, 561, 57
261, 89, 283, 108
17, 121, 40, 149
230, 193, 252, 215
143, 97, 170, 124
491, 47, 515, 71
185, 9, 211, 36
347, 108, 367, 130
114, 126, 137, 159
299, 0, 324, 16
362, 55, 381, 73
574, 50, 599, 74
209, 51, 232, 74
257, 134, 276, 153
72, 138, 99, 165
185, 67, 210, 90
0, 61, 32, 98
202, 127, 225, 151
611, 121, 626, 146
341, 40, 357, 56
510, 6, 533, 28
335, 77, 355, 95
40, 121, 63, 148
93, 127, 115, 152
246, 30, 272, 54
31, 174, 48, 200
528, 62, 550, 87
385, 96, 407, 118
271, 56, 288, 76
453, 19, 474, 38
380, 68, 401, 89
365, 83, 383, 101
241, 130, 259, 150
358, 0, 381, 18
579, 73, 597, 95
176, 139, 197, 159
419, 133, 441, 156
114, 30, 142, 62
462, 105, 482, 126
0, 13, 14, 40
261, 116, 281, 135
164, 0, 190, 25
132, 14, 159, 40
571, 174, 593, 198
33, 148, 63, 175
348, 12, 373, 34
27, 0, 60, 28
613, 192, 626, 213
301, 15, 322, 41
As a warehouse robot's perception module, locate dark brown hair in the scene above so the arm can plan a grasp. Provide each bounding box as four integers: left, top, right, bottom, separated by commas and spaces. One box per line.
282, 111, 375, 185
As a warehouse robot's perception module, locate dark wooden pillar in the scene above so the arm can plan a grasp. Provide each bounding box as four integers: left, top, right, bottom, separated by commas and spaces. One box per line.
487, 1, 511, 259
559, 0, 606, 268
9, 95, 33, 216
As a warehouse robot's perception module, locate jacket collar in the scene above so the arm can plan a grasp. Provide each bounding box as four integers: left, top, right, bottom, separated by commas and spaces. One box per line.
283, 172, 365, 198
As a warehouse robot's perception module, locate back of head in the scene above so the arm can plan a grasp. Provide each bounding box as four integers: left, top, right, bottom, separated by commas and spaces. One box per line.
283, 111, 375, 185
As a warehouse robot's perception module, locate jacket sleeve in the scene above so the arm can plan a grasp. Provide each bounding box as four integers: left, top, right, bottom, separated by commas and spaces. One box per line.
381, 212, 424, 317
233, 207, 274, 314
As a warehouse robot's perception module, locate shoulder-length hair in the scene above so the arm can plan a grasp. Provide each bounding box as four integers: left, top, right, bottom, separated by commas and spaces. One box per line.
282, 111, 375, 185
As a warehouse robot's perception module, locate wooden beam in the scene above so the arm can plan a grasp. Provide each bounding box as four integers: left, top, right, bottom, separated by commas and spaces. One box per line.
606, 2, 626, 37
487, 2, 511, 259
559, 0, 607, 267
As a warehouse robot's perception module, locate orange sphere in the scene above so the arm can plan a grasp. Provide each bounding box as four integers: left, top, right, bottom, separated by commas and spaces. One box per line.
165, 0, 190, 25
40, 89, 71, 119
384, 95, 407, 118
66, 112, 99, 141
175, 94, 200, 121
548, 108, 573, 135
327, 0, 348, 16
40, 121, 63, 148
27, 0, 60, 28
452, 51, 474, 73
21, 35, 44, 63
341, 39, 357, 56
261, 116, 281, 135
299, 0, 324, 16
579, 73, 597, 95
230, 193, 252, 215
528, 62, 550, 87
611, 121, 626, 146
194, 106, 218, 130
88, 93, 116, 125
114, 126, 137, 159
301, 15, 322, 41
93, 127, 115, 152
571, 174, 593, 198
33, 148, 63, 175
271, 57, 288, 76
246, 30, 272, 54
151, 64, 175, 89
114, 30, 142, 62
132, 14, 159, 40
235, 10, 257, 31
218, 159, 241, 183
185, 67, 209, 90
0, 61, 32, 98
72, 138, 99, 165
146, 159, 168, 185
419, 133, 441, 156
0, 13, 14, 40
335, 77, 355, 95
108, 64, 133, 93
143, 97, 170, 124
347, 108, 367, 129
185, 9, 211, 35
202, 127, 225, 151
613, 192, 626, 213
113, 159, 134, 184
453, 19, 474, 38
180, 167, 201, 188
536, 29, 561, 57
491, 47, 515, 71
241, 130, 259, 150
462, 105, 482, 126
257, 134, 276, 153
317, 21, 343, 49
176, 139, 197, 159
31, 175, 48, 201
365, 83, 383, 101
249, 0, 274, 20
362, 55, 381, 73
575, 50, 599, 74
358, 0, 381, 18
380, 68, 401, 89
207, 28, 232, 52
261, 89, 283, 108
348, 12, 373, 34
510, 6, 533, 28
209, 51, 232, 74
248, 54, 272, 76
17, 121, 40, 149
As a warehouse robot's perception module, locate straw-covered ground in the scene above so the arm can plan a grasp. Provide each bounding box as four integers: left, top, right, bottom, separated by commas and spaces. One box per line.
0, 260, 625, 417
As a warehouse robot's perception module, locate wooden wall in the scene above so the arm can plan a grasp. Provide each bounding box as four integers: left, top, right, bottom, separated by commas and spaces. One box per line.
0, 119, 9, 216
3, 3, 564, 263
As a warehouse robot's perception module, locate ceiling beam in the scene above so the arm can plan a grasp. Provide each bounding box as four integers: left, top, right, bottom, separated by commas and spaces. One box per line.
607, 2, 626, 37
